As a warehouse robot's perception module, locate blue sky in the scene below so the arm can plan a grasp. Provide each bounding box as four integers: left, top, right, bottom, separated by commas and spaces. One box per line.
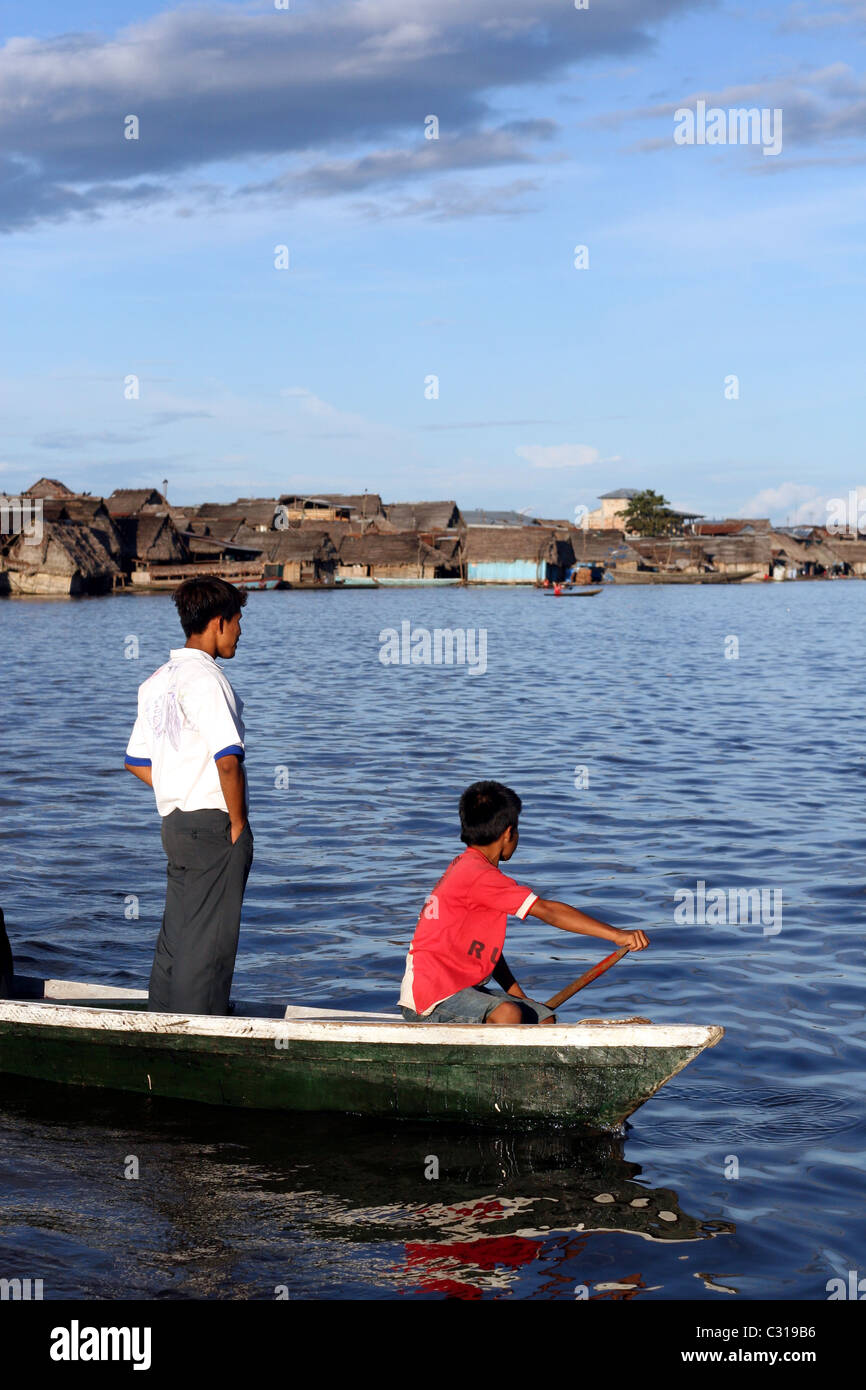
1, 0, 863, 522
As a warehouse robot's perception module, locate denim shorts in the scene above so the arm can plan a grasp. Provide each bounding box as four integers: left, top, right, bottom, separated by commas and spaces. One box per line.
401, 983, 556, 1024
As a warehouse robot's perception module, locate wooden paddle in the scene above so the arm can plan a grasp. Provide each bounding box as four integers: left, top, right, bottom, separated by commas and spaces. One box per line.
545, 945, 629, 1011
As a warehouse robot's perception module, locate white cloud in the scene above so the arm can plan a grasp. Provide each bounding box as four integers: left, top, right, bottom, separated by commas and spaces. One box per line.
278, 385, 405, 442
516, 443, 620, 469
739, 481, 866, 525
740, 481, 818, 511
0, 0, 671, 232
280, 387, 340, 419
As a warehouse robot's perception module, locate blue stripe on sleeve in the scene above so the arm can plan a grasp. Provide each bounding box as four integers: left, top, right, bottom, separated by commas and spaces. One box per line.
124, 755, 152, 767
214, 744, 245, 762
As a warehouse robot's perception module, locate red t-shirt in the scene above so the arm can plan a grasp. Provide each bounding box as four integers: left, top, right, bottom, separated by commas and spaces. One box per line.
399, 847, 538, 1016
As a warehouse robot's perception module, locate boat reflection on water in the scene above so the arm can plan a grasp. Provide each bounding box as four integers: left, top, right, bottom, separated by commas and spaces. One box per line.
278, 1127, 734, 1299
0, 1077, 733, 1299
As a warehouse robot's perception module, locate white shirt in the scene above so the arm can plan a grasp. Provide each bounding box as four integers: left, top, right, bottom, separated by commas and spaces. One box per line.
125, 648, 247, 818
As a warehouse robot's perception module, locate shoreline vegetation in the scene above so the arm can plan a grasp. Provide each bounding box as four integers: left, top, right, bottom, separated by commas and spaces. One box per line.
2, 479, 864, 597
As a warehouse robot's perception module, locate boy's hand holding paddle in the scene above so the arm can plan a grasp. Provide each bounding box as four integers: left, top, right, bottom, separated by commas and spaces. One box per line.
528, 901, 649, 1011
614, 928, 649, 951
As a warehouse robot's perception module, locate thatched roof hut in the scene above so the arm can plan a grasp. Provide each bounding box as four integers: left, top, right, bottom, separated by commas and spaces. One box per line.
570, 529, 642, 567
384, 500, 463, 532
696, 534, 772, 573
629, 537, 711, 572
337, 532, 449, 579
41, 498, 122, 558
825, 538, 866, 574
23, 477, 75, 499
767, 531, 840, 573
261, 529, 337, 563
114, 514, 189, 565
187, 517, 244, 542
235, 499, 281, 530
261, 529, 338, 584
193, 500, 281, 530
107, 488, 167, 516
463, 525, 568, 561
189, 503, 281, 537
462, 525, 573, 583
1, 522, 120, 594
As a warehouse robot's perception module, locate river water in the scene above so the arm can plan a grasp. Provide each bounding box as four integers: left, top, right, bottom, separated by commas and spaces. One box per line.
0, 582, 863, 1299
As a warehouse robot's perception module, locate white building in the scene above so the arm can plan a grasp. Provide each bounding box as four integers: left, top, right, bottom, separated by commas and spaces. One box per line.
582, 489, 639, 530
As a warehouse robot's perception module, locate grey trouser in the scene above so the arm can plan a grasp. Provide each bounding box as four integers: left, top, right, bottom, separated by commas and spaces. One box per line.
148, 808, 254, 1016
401, 984, 556, 1024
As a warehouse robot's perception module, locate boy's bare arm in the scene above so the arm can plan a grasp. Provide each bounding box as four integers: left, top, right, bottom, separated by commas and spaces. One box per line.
216, 754, 247, 842
125, 762, 153, 788
491, 953, 528, 998
528, 899, 649, 951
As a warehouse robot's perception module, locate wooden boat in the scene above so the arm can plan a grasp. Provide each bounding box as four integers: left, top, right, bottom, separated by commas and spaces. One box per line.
374, 577, 462, 587
542, 586, 603, 597
0, 976, 722, 1130
610, 571, 760, 585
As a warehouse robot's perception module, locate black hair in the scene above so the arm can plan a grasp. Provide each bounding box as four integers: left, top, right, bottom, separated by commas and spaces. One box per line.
459, 781, 522, 846
172, 575, 247, 638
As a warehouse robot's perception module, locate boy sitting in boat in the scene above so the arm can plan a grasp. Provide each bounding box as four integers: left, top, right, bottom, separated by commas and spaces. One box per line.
399, 781, 648, 1025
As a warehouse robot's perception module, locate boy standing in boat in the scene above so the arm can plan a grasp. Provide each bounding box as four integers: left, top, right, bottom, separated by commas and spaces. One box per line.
124, 576, 253, 1016
399, 781, 647, 1024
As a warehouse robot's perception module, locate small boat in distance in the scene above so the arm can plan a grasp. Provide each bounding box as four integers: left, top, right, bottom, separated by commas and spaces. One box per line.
373, 577, 462, 587
0, 975, 723, 1131
542, 586, 603, 597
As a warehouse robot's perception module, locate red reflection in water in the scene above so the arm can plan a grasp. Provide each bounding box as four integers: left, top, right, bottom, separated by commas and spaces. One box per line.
404, 1234, 544, 1298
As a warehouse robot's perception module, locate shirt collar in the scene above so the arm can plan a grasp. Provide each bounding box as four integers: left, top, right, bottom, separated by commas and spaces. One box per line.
169, 647, 217, 666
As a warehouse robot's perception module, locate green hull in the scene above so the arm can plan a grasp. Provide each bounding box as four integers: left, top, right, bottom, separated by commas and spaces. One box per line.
0, 1004, 722, 1130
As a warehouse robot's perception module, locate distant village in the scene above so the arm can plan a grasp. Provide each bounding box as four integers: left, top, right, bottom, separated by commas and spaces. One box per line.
1, 479, 864, 596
